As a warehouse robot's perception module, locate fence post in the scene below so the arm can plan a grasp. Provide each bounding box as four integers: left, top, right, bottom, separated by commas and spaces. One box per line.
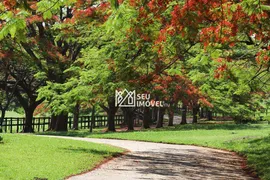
42, 118, 45, 132
16, 118, 19, 133
37, 118, 40, 132
90, 106, 96, 133
80, 116, 82, 129
4, 118, 7, 132
10, 118, 12, 133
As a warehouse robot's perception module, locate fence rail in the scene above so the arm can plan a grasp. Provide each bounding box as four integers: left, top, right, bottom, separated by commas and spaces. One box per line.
1, 115, 124, 133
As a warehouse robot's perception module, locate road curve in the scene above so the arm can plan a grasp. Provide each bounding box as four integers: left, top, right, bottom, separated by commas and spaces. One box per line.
41, 136, 256, 180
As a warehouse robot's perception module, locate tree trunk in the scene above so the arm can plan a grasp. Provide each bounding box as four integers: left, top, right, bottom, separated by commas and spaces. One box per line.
142, 107, 150, 129
90, 106, 95, 132
156, 108, 161, 128
168, 103, 174, 126
47, 113, 68, 132
152, 107, 158, 122
106, 98, 117, 132
0, 110, 6, 133
156, 108, 165, 128
14, 93, 43, 133
180, 105, 187, 124
107, 110, 116, 131
48, 115, 57, 131
55, 113, 68, 131
192, 107, 198, 124
73, 103, 80, 130
127, 108, 134, 131
121, 107, 134, 131
22, 107, 35, 133
121, 107, 128, 126
207, 110, 213, 120
200, 108, 205, 118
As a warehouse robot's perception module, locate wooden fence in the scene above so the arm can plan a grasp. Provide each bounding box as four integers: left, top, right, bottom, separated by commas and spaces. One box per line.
1, 115, 124, 133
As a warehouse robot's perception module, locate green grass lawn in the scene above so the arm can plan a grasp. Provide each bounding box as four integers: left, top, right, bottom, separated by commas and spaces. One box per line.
0, 134, 124, 180
4, 111, 24, 117
39, 123, 270, 180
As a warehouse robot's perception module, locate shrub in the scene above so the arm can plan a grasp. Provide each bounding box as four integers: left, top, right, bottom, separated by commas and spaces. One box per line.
234, 116, 257, 124
263, 115, 270, 121
0, 136, 3, 143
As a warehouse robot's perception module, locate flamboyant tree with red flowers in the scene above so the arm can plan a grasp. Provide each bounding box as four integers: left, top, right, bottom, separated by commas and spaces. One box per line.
112, 0, 269, 121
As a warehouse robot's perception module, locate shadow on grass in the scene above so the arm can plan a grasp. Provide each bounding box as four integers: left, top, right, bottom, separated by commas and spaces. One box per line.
36, 131, 95, 137
229, 136, 270, 179
61, 147, 113, 155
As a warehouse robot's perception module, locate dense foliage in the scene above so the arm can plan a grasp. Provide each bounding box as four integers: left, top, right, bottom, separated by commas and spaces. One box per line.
0, 0, 269, 131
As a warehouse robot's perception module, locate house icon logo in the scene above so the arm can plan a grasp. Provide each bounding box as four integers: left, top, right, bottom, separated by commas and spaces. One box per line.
115, 89, 136, 107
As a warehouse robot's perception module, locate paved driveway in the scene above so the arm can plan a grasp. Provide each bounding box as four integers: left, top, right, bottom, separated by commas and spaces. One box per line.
41, 136, 256, 180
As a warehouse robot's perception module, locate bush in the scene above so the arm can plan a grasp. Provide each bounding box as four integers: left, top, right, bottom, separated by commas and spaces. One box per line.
263, 115, 270, 121
0, 136, 3, 143
234, 115, 257, 124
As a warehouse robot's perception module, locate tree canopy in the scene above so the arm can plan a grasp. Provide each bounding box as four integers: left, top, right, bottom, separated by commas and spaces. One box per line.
0, 0, 269, 131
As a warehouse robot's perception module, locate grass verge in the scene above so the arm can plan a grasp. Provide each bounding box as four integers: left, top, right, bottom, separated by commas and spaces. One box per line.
0, 134, 124, 180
